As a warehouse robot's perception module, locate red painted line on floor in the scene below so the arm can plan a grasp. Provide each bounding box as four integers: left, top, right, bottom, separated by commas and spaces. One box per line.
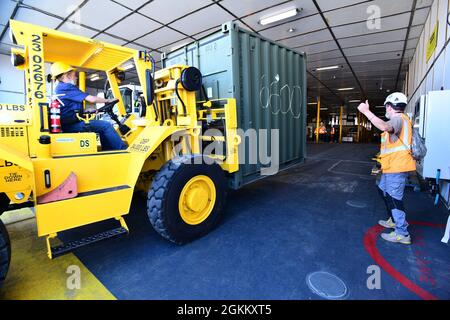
408, 220, 446, 228
363, 223, 442, 300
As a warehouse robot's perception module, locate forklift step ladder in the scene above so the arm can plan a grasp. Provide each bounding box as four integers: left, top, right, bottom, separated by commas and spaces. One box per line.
46, 216, 129, 259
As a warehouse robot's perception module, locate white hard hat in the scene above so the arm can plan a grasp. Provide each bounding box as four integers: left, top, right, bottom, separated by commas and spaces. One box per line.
384, 92, 408, 108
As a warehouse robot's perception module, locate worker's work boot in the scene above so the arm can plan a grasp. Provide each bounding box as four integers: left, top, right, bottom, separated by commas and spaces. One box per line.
381, 232, 411, 245
378, 217, 395, 229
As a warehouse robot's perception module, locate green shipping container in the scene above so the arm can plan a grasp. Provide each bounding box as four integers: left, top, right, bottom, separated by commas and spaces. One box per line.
163, 22, 307, 190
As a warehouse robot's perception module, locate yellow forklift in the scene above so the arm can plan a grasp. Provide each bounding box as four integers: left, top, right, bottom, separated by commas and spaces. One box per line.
0, 20, 241, 286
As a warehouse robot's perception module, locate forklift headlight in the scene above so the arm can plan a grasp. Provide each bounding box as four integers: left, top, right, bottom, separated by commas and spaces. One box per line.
11, 53, 25, 67
14, 192, 25, 201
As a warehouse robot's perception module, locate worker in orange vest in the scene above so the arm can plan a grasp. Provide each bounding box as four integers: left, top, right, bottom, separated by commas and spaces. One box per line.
330, 126, 336, 143
315, 122, 327, 142
358, 93, 415, 245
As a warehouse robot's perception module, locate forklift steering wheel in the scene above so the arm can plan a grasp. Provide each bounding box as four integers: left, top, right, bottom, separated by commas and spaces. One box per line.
97, 99, 119, 114
96, 98, 131, 136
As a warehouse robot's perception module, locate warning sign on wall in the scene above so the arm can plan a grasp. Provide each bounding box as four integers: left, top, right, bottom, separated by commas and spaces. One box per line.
426, 22, 439, 63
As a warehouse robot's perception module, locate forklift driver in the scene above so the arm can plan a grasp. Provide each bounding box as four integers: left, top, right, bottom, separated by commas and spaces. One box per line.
51, 62, 127, 151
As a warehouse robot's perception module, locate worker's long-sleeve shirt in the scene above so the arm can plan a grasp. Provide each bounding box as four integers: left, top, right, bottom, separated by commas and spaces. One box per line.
55, 82, 88, 125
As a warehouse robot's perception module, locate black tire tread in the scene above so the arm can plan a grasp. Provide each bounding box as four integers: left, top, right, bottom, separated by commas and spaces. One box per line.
0, 219, 11, 287
147, 157, 185, 243
0, 193, 9, 215
147, 155, 226, 244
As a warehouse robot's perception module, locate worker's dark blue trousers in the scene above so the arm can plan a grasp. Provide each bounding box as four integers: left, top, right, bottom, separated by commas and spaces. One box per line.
62, 120, 127, 151
377, 172, 410, 236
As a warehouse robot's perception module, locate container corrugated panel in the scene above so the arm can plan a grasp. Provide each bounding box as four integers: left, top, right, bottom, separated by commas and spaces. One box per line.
163, 22, 307, 189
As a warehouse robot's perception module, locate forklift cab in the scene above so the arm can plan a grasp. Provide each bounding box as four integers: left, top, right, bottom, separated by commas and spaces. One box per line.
8, 19, 156, 158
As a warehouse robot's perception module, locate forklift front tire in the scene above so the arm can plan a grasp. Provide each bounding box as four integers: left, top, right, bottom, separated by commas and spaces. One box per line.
0, 219, 11, 288
147, 155, 227, 244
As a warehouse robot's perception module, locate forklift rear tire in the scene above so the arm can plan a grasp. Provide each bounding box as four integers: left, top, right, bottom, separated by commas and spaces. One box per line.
0, 193, 9, 214
0, 219, 11, 288
147, 155, 227, 244
0, 193, 11, 288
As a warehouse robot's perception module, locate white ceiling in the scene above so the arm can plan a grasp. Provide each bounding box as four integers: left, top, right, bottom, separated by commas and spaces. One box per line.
0, 0, 432, 114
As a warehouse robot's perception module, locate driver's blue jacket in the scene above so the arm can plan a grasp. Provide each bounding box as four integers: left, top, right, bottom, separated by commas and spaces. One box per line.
55, 82, 89, 125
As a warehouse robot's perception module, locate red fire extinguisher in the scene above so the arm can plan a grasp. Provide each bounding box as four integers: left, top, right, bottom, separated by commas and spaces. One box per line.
49, 99, 61, 133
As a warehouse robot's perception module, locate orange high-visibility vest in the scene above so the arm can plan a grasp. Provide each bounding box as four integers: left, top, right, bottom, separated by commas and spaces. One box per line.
379, 114, 416, 173
315, 127, 326, 134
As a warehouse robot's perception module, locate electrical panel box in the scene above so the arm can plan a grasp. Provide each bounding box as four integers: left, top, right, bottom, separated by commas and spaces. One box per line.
414, 90, 450, 180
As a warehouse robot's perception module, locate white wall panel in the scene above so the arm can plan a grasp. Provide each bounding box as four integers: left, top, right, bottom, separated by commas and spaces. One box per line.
444, 48, 450, 89
425, 66, 434, 91
417, 29, 425, 88
448, 0, 450, 41
433, 51, 445, 90
407, 0, 450, 97
0, 91, 24, 104
422, 11, 430, 80
436, 0, 448, 52
0, 0, 16, 26
0, 54, 24, 96
427, 0, 439, 64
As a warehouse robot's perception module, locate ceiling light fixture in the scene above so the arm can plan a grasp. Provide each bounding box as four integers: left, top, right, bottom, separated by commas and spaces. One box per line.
90, 74, 100, 81
259, 7, 299, 26
320, 108, 328, 111
348, 100, 361, 103
121, 62, 134, 71
315, 65, 340, 71
337, 87, 355, 91
307, 102, 318, 105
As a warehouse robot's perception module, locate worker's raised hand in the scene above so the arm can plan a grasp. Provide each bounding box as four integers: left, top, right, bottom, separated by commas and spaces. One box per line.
357, 100, 370, 114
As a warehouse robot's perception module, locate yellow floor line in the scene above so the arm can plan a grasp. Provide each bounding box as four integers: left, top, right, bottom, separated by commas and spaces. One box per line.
0, 214, 116, 300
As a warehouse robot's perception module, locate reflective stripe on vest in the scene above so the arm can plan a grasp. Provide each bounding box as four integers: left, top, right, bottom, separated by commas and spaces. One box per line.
380, 117, 411, 155
380, 144, 409, 155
